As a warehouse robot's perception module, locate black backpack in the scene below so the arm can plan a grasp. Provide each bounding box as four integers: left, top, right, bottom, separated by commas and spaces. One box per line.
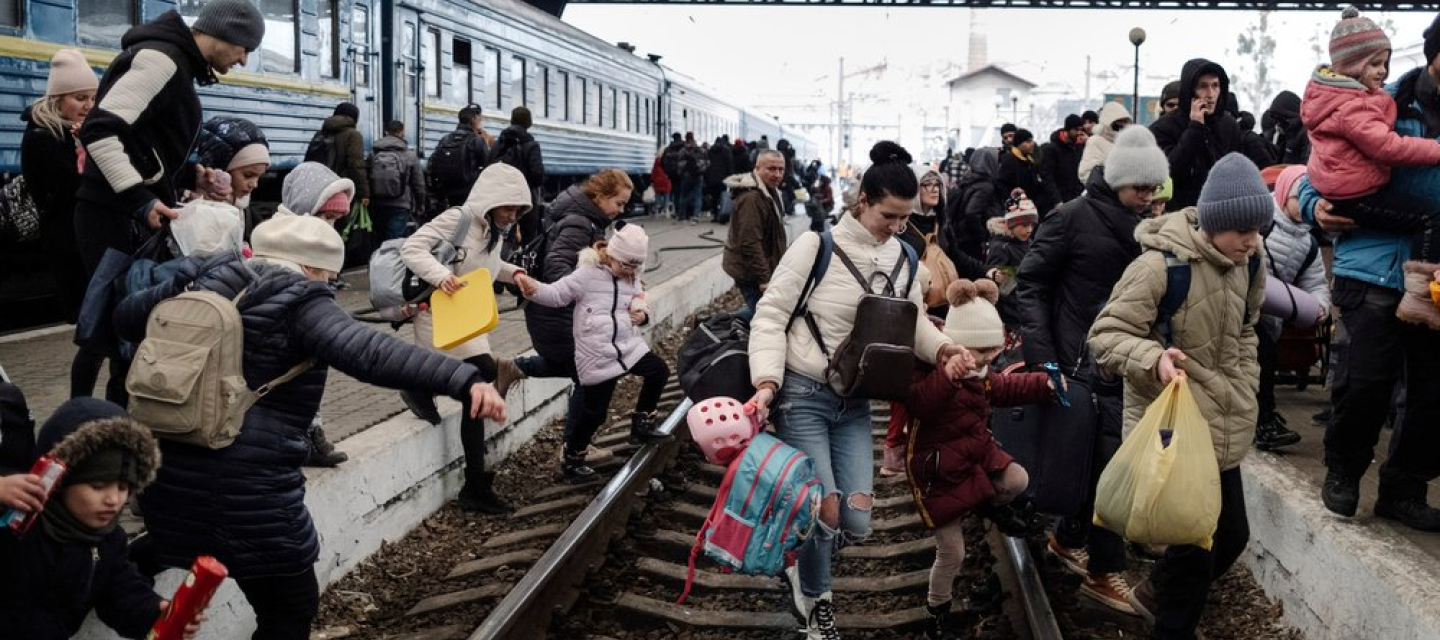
304, 132, 339, 170
508, 213, 598, 284
370, 149, 408, 200
428, 131, 480, 188
677, 314, 756, 403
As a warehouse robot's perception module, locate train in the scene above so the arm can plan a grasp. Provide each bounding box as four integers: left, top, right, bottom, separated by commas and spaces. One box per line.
0, 0, 816, 330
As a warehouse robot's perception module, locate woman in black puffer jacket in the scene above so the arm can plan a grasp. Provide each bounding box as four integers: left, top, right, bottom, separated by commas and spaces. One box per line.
115, 214, 505, 640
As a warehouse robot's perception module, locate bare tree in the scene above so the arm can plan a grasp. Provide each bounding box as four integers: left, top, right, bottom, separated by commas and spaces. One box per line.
1235, 11, 1281, 114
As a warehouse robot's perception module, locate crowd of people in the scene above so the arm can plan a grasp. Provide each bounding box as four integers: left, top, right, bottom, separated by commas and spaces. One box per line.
4, 2, 1440, 640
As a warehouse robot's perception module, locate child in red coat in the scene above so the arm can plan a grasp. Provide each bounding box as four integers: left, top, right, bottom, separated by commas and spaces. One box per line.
904, 279, 1058, 640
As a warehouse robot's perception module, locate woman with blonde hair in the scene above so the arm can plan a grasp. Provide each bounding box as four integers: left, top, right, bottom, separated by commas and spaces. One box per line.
22, 49, 100, 399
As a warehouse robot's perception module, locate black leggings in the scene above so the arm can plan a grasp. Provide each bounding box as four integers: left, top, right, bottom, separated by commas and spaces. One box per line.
1331, 191, 1440, 263
567, 352, 670, 454
1149, 467, 1250, 640
234, 568, 320, 640
461, 354, 497, 482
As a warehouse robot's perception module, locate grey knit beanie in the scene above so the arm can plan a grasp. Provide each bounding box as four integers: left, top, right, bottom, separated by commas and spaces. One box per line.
194, 0, 265, 52
1103, 125, 1169, 189
1197, 153, 1273, 234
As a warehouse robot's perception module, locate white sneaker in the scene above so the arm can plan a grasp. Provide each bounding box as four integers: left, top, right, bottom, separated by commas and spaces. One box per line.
807, 592, 840, 640
783, 564, 810, 627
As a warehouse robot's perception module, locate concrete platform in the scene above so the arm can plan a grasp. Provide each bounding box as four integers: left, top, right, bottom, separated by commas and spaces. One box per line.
1246, 384, 1440, 640
14, 214, 809, 639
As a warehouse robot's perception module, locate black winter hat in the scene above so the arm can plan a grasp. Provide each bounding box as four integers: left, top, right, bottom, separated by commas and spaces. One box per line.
1426, 12, 1440, 64
511, 106, 532, 128
1064, 114, 1084, 130
1012, 129, 1035, 146
35, 398, 160, 491
1082, 110, 1100, 124
334, 102, 360, 121
193, 116, 268, 172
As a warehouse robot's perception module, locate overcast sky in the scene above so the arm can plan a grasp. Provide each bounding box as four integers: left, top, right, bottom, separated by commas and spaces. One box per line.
565, 6, 1438, 112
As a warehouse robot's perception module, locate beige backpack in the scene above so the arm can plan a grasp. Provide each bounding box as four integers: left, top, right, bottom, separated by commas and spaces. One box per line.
126, 289, 311, 449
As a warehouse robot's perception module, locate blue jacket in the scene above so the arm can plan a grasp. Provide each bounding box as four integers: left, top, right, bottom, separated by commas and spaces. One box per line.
115, 254, 483, 578
1301, 68, 1440, 292
0, 526, 160, 639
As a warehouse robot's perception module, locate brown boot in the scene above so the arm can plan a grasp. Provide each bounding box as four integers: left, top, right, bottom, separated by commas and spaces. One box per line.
1396, 261, 1440, 330
495, 358, 526, 398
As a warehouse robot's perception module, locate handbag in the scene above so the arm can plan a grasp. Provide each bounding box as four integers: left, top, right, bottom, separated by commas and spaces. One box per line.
805, 243, 919, 401
342, 202, 374, 268
0, 175, 40, 247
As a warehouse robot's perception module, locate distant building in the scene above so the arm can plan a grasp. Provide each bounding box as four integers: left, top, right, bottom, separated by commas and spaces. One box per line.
946, 64, 1037, 150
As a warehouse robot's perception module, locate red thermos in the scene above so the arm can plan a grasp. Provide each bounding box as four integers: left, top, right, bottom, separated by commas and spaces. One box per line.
0, 455, 67, 536
147, 556, 228, 640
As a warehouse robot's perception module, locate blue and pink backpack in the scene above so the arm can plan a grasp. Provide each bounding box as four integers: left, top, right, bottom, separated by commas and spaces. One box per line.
679, 397, 821, 604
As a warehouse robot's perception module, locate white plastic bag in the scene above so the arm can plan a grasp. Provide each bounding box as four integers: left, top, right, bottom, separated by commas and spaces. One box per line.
172, 199, 244, 257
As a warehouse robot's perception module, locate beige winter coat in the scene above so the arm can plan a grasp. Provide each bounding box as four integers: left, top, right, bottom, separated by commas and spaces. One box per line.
401, 164, 531, 359
748, 213, 952, 389
1087, 208, 1266, 471
1077, 101, 1132, 184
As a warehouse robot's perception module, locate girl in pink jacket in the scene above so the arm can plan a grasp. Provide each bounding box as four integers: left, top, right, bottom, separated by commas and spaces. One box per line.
514, 222, 671, 480
1303, 7, 1440, 327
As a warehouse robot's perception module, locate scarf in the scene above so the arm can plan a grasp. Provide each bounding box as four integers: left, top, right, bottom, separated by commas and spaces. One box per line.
40, 498, 111, 546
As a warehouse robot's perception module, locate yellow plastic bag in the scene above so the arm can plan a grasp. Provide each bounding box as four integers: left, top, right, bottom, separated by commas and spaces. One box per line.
1093, 376, 1222, 550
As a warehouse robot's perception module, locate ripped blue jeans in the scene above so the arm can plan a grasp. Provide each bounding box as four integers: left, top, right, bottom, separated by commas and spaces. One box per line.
774, 370, 875, 597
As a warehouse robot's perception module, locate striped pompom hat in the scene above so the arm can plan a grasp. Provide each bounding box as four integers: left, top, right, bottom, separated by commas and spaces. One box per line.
1330, 6, 1390, 78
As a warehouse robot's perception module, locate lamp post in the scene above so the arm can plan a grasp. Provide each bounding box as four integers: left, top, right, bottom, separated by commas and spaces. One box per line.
1011, 95, 1018, 127
1129, 27, 1147, 117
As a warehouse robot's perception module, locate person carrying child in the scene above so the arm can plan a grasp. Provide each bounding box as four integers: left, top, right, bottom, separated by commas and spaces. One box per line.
0, 398, 203, 639
1302, 6, 1440, 327
905, 279, 1055, 640
986, 189, 1039, 331
1088, 153, 1269, 640
513, 222, 670, 480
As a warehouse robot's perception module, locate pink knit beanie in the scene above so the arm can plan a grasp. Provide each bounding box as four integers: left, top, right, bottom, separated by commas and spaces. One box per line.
1330, 6, 1391, 78
46, 49, 98, 97
318, 191, 350, 217
608, 222, 649, 266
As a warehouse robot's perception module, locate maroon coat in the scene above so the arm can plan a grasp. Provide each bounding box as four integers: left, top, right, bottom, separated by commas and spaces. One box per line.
903, 365, 1052, 528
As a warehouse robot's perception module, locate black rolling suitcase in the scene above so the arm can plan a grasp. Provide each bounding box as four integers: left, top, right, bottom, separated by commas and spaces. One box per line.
988, 361, 1098, 518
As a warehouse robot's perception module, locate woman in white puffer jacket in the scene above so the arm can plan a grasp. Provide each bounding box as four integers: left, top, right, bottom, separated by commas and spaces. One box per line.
746, 141, 971, 639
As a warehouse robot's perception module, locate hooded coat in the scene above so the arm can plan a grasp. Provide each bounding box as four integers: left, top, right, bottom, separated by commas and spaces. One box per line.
1039, 129, 1085, 203
1087, 208, 1266, 471
997, 146, 1053, 217
1015, 168, 1145, 378
525, 248, 651, 386
403, 164, 530, 359
943, 147, 1002, 279
1262, 90, 1310, 164
522, 184, 609, 364
315, 114, 369, 201
904, 365, 1051, 529
278, 162, 355, 218
21, 107, 87, 321
722, 171, 787, 285
491, 125, 545, 190
706, 137, 735, 188
1301, 66, 1440, 201
114, 255, 483, 578
1149, 59, 1271, 210
0, 410, 163, 640
1077, 102, 1132, 184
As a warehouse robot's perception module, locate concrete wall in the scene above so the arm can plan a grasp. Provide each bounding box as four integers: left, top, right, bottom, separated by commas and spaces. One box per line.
77, 253, 733, 639
1241, 457, 1440, 640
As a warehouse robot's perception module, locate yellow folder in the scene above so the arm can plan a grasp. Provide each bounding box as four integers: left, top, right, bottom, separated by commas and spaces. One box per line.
430, 268, 499, 350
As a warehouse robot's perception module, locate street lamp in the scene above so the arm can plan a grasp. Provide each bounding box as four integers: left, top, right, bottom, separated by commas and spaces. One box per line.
1011, 95, 1018, 127
1129, 27, 1146, 118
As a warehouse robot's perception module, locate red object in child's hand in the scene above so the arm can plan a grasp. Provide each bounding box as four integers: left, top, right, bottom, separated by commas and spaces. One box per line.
147, 556, 227, 640
0, 455, 67, 537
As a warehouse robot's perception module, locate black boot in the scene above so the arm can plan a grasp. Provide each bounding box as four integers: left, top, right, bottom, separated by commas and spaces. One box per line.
304, 419, 348, 467
400, 390, 442, 425
629, 411, 669, 443
1322, 470, 1360, 517
458, 471, 514, 515
978, 498, 1041, 537
924, 600, 957, 640
1255, 414, 1301, 451
559, 449, 596, 482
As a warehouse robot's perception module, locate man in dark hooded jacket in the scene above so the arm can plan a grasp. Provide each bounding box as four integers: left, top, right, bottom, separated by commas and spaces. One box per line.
491, 106, 545, 240
1149, 58, 1273, 211
705, 135, 735, 217
308, 102, 370, 205
1040, 114, 1087, 204
1262, 90, 1311, 164
943, 146, 1003, 280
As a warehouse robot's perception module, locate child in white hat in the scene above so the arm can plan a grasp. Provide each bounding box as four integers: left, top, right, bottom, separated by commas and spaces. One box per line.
514, 222, 671, 479
903, 278, 1061, 640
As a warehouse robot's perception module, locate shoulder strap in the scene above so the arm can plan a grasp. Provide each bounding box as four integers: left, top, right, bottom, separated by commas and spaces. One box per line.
831, 244, 876, 294
1156, 250, 1191, 347
256, 359, 315, 397
1243, 252, 1261, 325
784, 230, 833, 333
1298, 238, 1320, 279
449, 207, 473, 247
898, 240, 919, 298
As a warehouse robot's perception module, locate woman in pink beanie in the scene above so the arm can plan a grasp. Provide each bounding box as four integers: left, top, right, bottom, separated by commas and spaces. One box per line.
22, 49, 102, 398
513, 221, 672, 480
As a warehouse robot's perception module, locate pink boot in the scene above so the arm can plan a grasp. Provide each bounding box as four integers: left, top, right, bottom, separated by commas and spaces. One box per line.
1396, 261, 1440, 330
880, 444, 906, 477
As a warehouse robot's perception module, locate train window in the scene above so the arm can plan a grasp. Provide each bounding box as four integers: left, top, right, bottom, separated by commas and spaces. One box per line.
585, 80, 598, 126
596, 84, 605, 128
556, 70, 569, 121
351, 3, 370, 85
0, 0, 18, 28
570, 75, 584, 124
423, 28, 440, 97
318, 0, 338, 79
620, 91, 629, 132
534, 64, 547, 118
78, 0, 135, 46
644, 99, 651, 136
609, 87, 617, 130
259, 0, 298, 73
483, 47, 500, 110
451, 38, 472, 104
510, 56, 525, 109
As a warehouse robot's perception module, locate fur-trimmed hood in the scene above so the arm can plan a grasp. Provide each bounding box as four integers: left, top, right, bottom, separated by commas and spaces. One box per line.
34, 400, 160, 491
987, 216, 1015, 238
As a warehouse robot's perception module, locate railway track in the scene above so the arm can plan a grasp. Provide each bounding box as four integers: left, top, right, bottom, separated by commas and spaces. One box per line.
372, 384, 1063, 640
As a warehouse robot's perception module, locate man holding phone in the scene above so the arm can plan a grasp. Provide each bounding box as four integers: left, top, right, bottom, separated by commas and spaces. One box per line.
1149, 58, 1273, 211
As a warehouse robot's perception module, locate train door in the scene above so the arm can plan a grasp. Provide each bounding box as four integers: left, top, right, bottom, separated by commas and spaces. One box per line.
349, 1, 379, 144
397, 12, 422, 151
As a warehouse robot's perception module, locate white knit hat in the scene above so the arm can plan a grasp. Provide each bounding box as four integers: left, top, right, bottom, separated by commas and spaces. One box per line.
1103, 125, 1170, 189
608, 221, 649, 266
943, 279, 1005, 350
46, 49, 97, 97
250, 212, 344, 273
